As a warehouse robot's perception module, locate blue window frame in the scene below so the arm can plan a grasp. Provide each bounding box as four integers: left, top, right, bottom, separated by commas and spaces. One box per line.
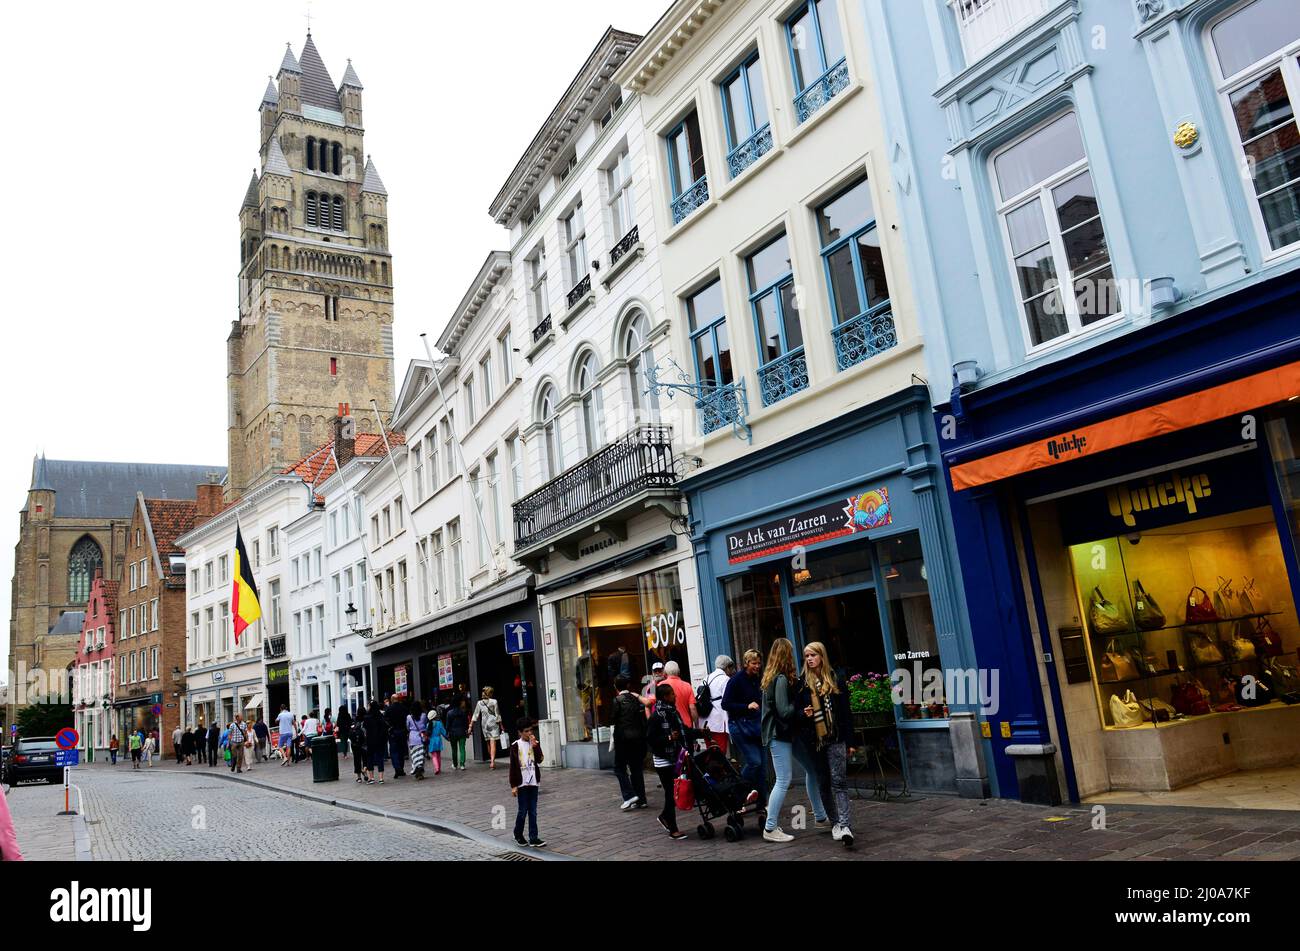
720, 52, 773, 178
816, 176, 897, 371
746, 233, 808, 405
666, 110, 709, 224
686, 278, 733, 388
785, 0, 850, 124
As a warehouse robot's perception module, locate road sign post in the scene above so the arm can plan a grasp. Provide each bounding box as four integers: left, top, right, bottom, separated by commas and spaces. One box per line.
505, 622, 535, 722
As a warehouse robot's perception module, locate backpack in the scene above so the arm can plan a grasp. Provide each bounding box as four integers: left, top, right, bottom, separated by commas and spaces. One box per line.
612, 693, 645, 742
645, 708, 674, 757
695, 679, 715, 720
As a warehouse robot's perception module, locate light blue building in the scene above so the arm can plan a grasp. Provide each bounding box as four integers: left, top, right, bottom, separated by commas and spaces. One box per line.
861, 0, 1300, 805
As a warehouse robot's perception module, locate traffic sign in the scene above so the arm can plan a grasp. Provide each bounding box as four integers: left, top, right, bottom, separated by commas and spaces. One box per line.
151, 704, 162, 715
505, 621, 535, 655
53, 748, 80, 768
55, 727, 79, 750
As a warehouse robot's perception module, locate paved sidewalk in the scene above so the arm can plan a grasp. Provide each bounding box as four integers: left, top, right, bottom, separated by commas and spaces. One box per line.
5, 781, 81, 860
95, 753, 1300, 861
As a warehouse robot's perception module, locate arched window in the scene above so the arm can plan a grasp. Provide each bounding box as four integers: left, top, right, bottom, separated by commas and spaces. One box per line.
538, 384, 563, 479
306, 192, 319, 228
306, 136, 317, 171
299, 416, 314, 456
332, 142, 342, 176
318, 139, 329, 173
332, 195, 344, 231
574, 351, 604, 454
67, 536, 102, 606
623, 310, 659, 423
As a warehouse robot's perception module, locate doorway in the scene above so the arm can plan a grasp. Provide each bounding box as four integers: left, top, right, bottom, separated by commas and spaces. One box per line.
791, 587, 889, 679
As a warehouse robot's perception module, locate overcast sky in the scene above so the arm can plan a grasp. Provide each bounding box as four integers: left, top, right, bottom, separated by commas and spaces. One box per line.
0, 0, 665, 672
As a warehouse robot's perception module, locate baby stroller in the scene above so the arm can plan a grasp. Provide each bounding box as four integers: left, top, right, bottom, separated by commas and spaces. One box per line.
687, 744, 760, 842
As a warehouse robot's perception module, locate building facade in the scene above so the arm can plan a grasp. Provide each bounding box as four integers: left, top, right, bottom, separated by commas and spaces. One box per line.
616, 0, 986, 794
866, 0, 1300, 804
73, 571, 117, 757
227, 33, 396, 501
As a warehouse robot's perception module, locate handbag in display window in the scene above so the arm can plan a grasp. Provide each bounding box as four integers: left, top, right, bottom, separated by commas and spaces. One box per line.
1138, 696, 1177, 723
1239, 577, 1269, 616
1212, 577, 1234, 621
1185, 586, 1218, 624
1171, 679, 1212, 717
1109, 690, 1144, 728
1186, 629, 1224, 666
1088, 586, 1131, 637
1128, 648, 1161, 677
1235, 673, 1274, 708
1251, 617, 1284, 658
1228, 621, 1257, 662
1262, 657, 1300, 704
1099, 640, 1139, 683
1132, 580, 1166, 631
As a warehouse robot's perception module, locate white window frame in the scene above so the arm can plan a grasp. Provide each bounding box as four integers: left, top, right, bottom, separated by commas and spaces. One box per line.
499, 330, 514, 389
465, 374, 477, 428
607, 148, 635, 242
481, 353, 495, 406
562, 201, 589, 288
527, 245, 549, 323
989, 111, 1123, 355
1206, 2, 1300, 261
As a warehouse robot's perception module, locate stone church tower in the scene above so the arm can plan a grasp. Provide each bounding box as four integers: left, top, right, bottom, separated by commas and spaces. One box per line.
227, 34, 396, 501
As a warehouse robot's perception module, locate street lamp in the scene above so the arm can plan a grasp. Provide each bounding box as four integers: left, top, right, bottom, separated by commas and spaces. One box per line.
345, 602, 374, 639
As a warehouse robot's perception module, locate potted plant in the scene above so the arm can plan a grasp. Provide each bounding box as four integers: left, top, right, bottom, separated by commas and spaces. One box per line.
848, 672, 896, 729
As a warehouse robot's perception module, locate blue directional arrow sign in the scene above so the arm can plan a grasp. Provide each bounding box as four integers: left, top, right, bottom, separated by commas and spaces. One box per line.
505, 621, 535, 655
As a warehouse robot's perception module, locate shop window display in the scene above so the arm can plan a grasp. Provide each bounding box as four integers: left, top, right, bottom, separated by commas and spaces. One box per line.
1069, 507, 1300, 730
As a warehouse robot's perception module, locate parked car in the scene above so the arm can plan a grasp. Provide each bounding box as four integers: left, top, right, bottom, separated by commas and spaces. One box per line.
3, 737, 63, 786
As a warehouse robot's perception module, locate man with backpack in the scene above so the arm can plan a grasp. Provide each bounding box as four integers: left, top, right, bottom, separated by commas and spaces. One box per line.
661, 661, 698, 733
611, 675, 650, 810
698, 655, 734, 755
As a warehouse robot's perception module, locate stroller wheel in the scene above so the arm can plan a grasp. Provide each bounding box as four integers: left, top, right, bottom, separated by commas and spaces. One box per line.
697, 823, 715, 840
723, 823, 740, 843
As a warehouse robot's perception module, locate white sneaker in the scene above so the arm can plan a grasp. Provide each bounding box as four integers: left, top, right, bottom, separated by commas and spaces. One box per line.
620, 798, 637, 811
763, 827, 794, 843
831, 824, 845, 842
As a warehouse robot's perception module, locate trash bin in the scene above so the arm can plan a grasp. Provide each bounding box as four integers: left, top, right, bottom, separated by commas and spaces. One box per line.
310, 735, 339, 783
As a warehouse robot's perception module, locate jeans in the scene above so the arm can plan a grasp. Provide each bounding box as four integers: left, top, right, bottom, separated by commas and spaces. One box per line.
514, 785, 539, 842
207, 744, 218, 767
820, 742, 852, 828
389, 736, 407, 775
729, 723, 764, 799
613, 738, 647, 804
450, 737, 467, 769
764, 739, 827, 832
110, 750, 117, 765
655, 765, 678, 833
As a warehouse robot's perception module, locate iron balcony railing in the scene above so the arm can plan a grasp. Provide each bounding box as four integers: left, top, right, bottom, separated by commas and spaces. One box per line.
671, 176, 710, 225
794, 59, 850, 125
610, 225, 640, 267
757, 348, 810, 406
697, 380, 748, 436
832, 302, 898, 371
513, 425, 677, 551
949, 0, 1049, 64
531, 313, 553, 344
727, 124, 773, 178
566, 273, 592, 311
264, 634, 287, 660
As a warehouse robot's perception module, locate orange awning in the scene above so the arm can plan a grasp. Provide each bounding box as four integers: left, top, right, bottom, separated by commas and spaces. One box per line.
950, 359, 1300, 491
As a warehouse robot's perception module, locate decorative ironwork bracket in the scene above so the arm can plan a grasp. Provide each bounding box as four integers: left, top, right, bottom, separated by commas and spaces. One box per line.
646, 358, 751, 444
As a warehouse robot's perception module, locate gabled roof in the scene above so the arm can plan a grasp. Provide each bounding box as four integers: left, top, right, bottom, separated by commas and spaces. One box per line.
340, 59, 363, 89
279, 42, 301, 74
393, 359, 438, 425
143, 498, 198, 564
261, 78, 279, 107
298, 34, 342, 111
23, 460, 225, 518
242, 170, 260, 209
283, 431, 406, 488
264, 136, 292, 178
100, 579, 120, 620
362, 156, 387, 196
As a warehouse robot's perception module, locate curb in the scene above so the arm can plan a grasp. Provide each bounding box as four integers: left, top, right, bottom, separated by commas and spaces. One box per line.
72, 813, 93, 861
152, 767, 569, 861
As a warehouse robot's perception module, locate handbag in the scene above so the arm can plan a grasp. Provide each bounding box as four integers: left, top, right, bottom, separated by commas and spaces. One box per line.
1171, 679, 1211, 716
673, 748, 695, 811
1239, 577, 1269, 616
1263, 657, 1300, 704
1128, 648, 1162, 677
1228, 622, 1257, 662
1186, 629, 1224, 666
1251, 617, 1284, 657
1132, 580, 1166, 630
1088, 586, 1130, 636
1099, 640, 1139, 682
1109, 690, 1144, 728
1185, 586, 1218, 624
1213, 577, 1234, 620
1235, 673, 1274, 708
1138, 696, 1177, 722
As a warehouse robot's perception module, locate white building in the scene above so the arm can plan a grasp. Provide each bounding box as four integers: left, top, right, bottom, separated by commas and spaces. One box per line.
283, 483, 328, 717
490, 27, 706, 769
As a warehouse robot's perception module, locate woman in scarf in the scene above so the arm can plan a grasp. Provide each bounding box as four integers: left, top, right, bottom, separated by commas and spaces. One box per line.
799, 642, 855, 848
760, 638, 827, 842
406, 700, 429, 780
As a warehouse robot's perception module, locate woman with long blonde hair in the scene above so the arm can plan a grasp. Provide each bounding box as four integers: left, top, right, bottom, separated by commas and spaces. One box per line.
800, 642, 855, 848
760, 638, 828, 842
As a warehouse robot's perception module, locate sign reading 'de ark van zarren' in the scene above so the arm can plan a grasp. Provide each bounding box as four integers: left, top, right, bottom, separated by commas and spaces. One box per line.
726, 488, 892, 564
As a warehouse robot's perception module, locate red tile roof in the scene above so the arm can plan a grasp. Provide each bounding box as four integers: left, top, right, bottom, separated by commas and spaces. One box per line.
101, 580, 120, 617
282, 431, 405, 488
144, 498, 199, 560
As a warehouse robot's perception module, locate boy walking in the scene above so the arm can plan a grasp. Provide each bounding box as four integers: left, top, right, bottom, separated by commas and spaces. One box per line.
508, 719, 546, 849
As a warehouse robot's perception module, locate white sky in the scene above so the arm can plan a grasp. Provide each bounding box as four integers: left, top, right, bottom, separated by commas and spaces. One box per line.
0, 0, 666, 673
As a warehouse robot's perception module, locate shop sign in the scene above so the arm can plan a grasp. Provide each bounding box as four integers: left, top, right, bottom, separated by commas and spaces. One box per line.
394, 664, 409, 696
420, 628, 464, 653
726, 487, 892, 564
212, 671, 226, 684
1057, 455, 1268, 545
437, 654, 454, 689
645, 611, 685, 650
266, 663, 289, 684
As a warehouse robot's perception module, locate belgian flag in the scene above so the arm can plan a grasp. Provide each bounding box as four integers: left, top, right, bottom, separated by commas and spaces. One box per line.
232, 525, 261, 645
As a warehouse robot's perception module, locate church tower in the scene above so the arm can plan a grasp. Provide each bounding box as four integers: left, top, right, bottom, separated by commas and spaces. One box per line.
227, 34, 396, 501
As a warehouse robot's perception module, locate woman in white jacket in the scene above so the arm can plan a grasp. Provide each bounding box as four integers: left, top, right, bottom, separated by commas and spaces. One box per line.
469, 687, 503, 769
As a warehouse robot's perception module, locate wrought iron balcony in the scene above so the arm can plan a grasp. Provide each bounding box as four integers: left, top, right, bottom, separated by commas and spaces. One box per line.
512, 425, 678, 559
565, 273, 592, 311
671, 176, 710, 225
794, 59, 850, 125
264, 634, 287, 660
531, 313, 553, 344
727, 124, 773, 178
757, 349, 810, 406
609, 225, 640, 268
696, 380, 749, 437
832, 302, 898, 371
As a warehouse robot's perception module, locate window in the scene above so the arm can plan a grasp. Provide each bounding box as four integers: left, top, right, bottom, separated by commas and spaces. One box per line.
219, 602, 230, 652
1210, 0, 1300, 254
487, 453, 503, 546
189, 612, 199, 660
538, 385, 563, 479
465, 376, 477, 428
394, 500, 404, 533
253, 539, 261, 568
432, 531, 446, 609
267, 526, 279, 560
219, 554, 228, 583
416, 541, 430, 616
599, 91, 624, 129
786, 0, 848, 123
151, 647, 159, 681
307, 136, 317, 171
294, 610, 304, 654
382, 505, 392, 540
398, 560, 409, 619
951, 0, 1051, 65
341, 501, 352, 539
575, 351, 604, 454
607, 149, 635, 241
991, 112, 1118, 349
443, 413, 457, 482
270, 579, 281, 635
470, 468, 488, 564
481, 354, 494, 406
330, 356, 338, 375
747, 232, 803, 369
120, 655, 126, 686
499, 330, 514, 388
119, 610, 126, 641
721, 51, 772, 177
330, 510, 339, 546
817, 175, 896, 370
204, 561, 214, 590
384, 566, 396, 622
130, 651, 137, 683
666, 110, 707, 223
508, 435, 524, 501
204, 607, 214, 657
412, 446, 424, 503
130, 563, 138, 591
306, 190, 319, 227
313, 546, 323, 577
624, 310, 660, 423
67, 536, 102, 605
528, 246, 549, 323
315, 604, 325, 649
370, 514, 381, 544
151, 599, 158, 631
140, 559, 148, 587
425, 433, 440, 496
563, 203, 589, 288
190, 568, 199, 592
449, 519, 464, 602
686, 278, 734, 389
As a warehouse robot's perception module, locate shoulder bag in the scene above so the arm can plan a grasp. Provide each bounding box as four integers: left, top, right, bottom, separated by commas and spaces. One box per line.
1213, 577, 1234, 620
1099, 640, 1138, 682
1186, 629, 1224, 666
1239, 577, 1269, 616
1109, 690, 1144, 728
1088, 586, 1130, 637
1185, 586, 1218, 624
1229, 621, 1257, 662
1132, 580, 1166, 631
1251, 617, 1284, 658
1171, 679, 1211, 717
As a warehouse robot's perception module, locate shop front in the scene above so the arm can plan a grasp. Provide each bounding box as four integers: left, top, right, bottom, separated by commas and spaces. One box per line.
185, 667, 264, 735
266, 661, 290, 718
683, 387, 985, 796
940, 269, 1300, 806
114, 689, 162, 744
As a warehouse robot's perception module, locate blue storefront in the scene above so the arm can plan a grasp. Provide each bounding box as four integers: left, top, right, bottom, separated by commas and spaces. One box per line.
939, 269, 1300, 805
682, 386, 990, 797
